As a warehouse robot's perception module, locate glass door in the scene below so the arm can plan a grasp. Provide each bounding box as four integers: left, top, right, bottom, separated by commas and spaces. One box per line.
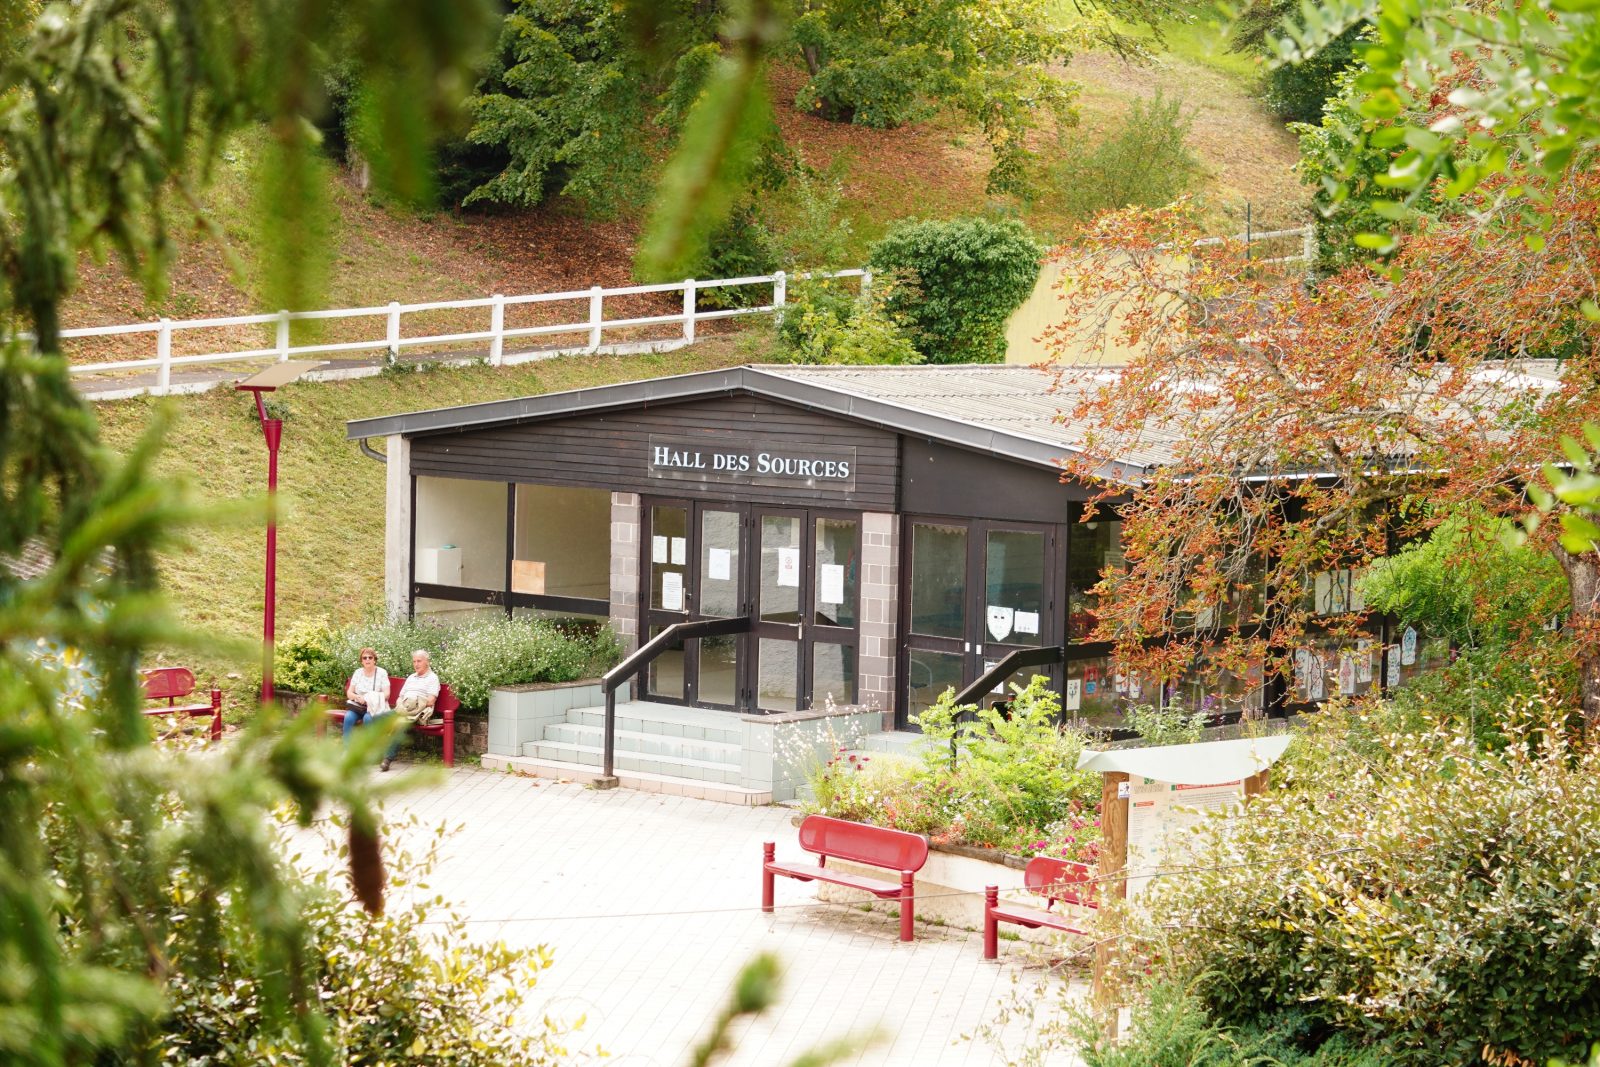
754, 510, 806, 711
901, 518, 1058, 725
641, 499, 748, 705
696, 506, 746, 707
643, 501, 690, 701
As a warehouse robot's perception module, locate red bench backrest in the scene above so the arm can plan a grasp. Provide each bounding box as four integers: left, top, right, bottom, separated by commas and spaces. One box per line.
1024, 856, 1095, 908
384, 676, 459, 712
798, 814, 929, 873
143, 667, 196, 704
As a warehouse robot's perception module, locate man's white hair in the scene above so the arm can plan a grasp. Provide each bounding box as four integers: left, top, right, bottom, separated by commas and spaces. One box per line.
412, 648, 431, 661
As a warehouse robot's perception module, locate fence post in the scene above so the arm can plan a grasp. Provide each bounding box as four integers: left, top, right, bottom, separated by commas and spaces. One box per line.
275, 310, 290, 362
1302, 224, 1315, 266
588, 286, 604, 352
773, 270, 787, 328
682, 279, 697, 344
386, 301, 401, 360
156, 318, 172, 395
489, 294, 505, 366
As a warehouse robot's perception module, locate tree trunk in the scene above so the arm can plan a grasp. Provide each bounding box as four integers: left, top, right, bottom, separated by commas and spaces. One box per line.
1557, 547, 1600, 729
800, 44, 821, 78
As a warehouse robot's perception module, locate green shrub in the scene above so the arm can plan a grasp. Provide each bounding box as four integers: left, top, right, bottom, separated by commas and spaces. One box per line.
916, 675, 1100, 835
1125, 701, 1209, 746
1048, 91, 1203, 226
152, 813, 578, 1064
867, 216, 1042, 364
777, 276, 922, 366
275, 614, 620, 709
1136, 700, 1600, 1064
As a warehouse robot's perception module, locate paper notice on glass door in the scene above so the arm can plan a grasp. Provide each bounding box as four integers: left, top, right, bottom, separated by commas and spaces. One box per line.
652, 535, 668, 564
708, 547, 732, 581
670, 537, 687, 566
1064, 678, 1082, 711
660, 571, 683, 611
776, 546, 800, 587
1014, 611, 1039, 636
818, 563, 845, 605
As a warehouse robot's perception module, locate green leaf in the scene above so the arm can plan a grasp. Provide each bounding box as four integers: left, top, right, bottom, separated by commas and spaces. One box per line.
1581, 300, 1600, 322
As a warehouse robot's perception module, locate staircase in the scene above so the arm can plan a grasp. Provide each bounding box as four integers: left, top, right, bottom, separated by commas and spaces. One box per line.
482, 700, 775, 805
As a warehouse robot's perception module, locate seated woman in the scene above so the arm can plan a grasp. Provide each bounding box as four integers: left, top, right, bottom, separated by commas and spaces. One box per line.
341, 647, 391, 750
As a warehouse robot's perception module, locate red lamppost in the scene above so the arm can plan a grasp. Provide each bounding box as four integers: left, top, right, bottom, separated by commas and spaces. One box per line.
236, 361, 322, 704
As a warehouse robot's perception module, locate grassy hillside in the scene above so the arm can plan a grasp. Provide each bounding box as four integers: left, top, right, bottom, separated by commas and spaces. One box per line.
94, 340, 757, 700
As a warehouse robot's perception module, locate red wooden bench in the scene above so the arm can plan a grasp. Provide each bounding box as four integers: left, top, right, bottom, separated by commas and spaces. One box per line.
325, 676, 461, 766
762, 814, 930, 942
982, 856, 1098, 959
141, 667, 223, 742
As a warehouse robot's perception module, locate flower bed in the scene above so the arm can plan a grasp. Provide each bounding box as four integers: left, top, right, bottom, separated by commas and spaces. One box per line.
804, 676, 1104, 865
274, 614, 620, 711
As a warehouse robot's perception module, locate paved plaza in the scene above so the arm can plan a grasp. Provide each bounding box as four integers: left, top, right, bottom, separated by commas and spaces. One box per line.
363, 766, 1086, 1066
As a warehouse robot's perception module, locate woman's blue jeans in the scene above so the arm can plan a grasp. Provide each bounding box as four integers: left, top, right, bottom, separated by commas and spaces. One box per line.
343, 706, 401, 761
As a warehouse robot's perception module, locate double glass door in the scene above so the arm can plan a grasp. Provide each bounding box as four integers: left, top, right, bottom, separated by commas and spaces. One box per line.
902, 518, 1058, 723
641, 499, 860, 711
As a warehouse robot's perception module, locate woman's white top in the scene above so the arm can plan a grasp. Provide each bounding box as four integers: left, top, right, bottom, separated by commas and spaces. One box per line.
348, 667, 390, 697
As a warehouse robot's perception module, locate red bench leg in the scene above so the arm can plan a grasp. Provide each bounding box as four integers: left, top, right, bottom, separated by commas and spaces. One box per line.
983, 886, 999, 959
899, 870, 915, 942
442, 707, 455, 767
761, 843, 775, 912
209, 687, 223, 743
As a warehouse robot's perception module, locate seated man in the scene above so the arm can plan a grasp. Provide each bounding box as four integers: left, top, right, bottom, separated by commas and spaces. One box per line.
383, 648, 441, 771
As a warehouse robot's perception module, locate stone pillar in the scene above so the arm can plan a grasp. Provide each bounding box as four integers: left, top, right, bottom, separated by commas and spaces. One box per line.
609, 492, 642, 652
858, 511, 900, 727
383, 433, 411, 618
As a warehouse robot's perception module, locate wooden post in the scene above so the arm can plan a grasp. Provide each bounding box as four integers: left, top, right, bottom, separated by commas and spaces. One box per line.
1093, 770, 1130, 1038
1244, 769, 1270, 798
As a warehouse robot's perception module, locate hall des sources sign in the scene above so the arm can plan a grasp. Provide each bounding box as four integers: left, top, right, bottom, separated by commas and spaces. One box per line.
647, 435, 858, 490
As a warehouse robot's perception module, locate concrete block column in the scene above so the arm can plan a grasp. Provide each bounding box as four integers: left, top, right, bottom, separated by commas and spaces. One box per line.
383, 433, 412, 618
609, 492, 642, 651
858, 511, 900, 727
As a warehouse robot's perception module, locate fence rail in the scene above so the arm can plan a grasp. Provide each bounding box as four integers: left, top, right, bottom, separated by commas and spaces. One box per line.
55, 223, 1314, 399
53, 269, 870, 397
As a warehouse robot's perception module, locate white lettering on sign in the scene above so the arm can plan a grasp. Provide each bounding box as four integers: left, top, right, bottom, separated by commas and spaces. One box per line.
647, 435, 857, 489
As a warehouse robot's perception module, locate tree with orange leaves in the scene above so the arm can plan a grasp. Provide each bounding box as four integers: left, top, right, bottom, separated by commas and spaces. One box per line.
1047, 175, 1600, 723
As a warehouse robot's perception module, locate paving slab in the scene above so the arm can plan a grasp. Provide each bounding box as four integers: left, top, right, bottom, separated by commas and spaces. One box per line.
330, 765, 1087, 1066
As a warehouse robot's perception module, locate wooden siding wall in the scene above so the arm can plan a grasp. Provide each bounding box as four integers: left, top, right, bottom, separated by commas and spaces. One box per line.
409, 394, 900, 509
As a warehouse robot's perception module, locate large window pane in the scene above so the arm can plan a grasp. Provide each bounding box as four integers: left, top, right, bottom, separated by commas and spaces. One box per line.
415, 476, 507, 589
910, 523, 966, 638
699, 510, 742, 618
1067, 511, 1123, 639
650, 506, 688, 613
759, 516, 803, 623
757, 638, 799, 711
513, 483, 610, 600
647, 625, 685, 700
814, 518, 859, 628
906, 649, 965, 722
699, 633, 739, 706
811, 643, 856, 708
984, 529, 1044, 646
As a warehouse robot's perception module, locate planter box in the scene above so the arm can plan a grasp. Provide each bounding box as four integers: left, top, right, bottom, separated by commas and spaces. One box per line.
487, 678, 623, 757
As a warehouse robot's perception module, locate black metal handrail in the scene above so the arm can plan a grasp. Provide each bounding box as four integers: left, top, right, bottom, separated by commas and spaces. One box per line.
945, 645, 1066, 768
597, 616, 752, 783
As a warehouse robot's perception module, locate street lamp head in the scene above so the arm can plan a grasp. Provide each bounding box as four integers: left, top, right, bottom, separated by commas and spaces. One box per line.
235, 360, 324, 392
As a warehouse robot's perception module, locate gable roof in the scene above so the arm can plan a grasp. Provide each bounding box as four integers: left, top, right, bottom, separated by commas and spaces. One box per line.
345, 364, 1154, 482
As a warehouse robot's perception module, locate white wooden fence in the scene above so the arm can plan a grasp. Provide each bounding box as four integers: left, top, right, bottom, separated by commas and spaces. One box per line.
60, 269, 870, 397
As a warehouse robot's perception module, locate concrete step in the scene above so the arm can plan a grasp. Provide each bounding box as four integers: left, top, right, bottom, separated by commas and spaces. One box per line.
565, 702, 744, 746
523, 739, 744, 785
481, 753, 773, 806
542, 721, 742, 765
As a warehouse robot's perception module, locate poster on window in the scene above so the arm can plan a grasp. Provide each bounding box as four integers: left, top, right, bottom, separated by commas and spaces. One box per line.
986, 605, 1014, 641
670, 537, 687, 566
1357, 638, 1373, 684
707, 548, 732, 582
1308, 655, 1325, 700
1338, 654, 1356, 695
652, 535, 668, 564
1387, 646, 1401, 686
660, 571, 683, 611
818, 563, 845, 606
776, 546, 800, 587
1401, 626, 1417, 666
1065, 678, 1082, 711
1014, 610, 1039, 636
